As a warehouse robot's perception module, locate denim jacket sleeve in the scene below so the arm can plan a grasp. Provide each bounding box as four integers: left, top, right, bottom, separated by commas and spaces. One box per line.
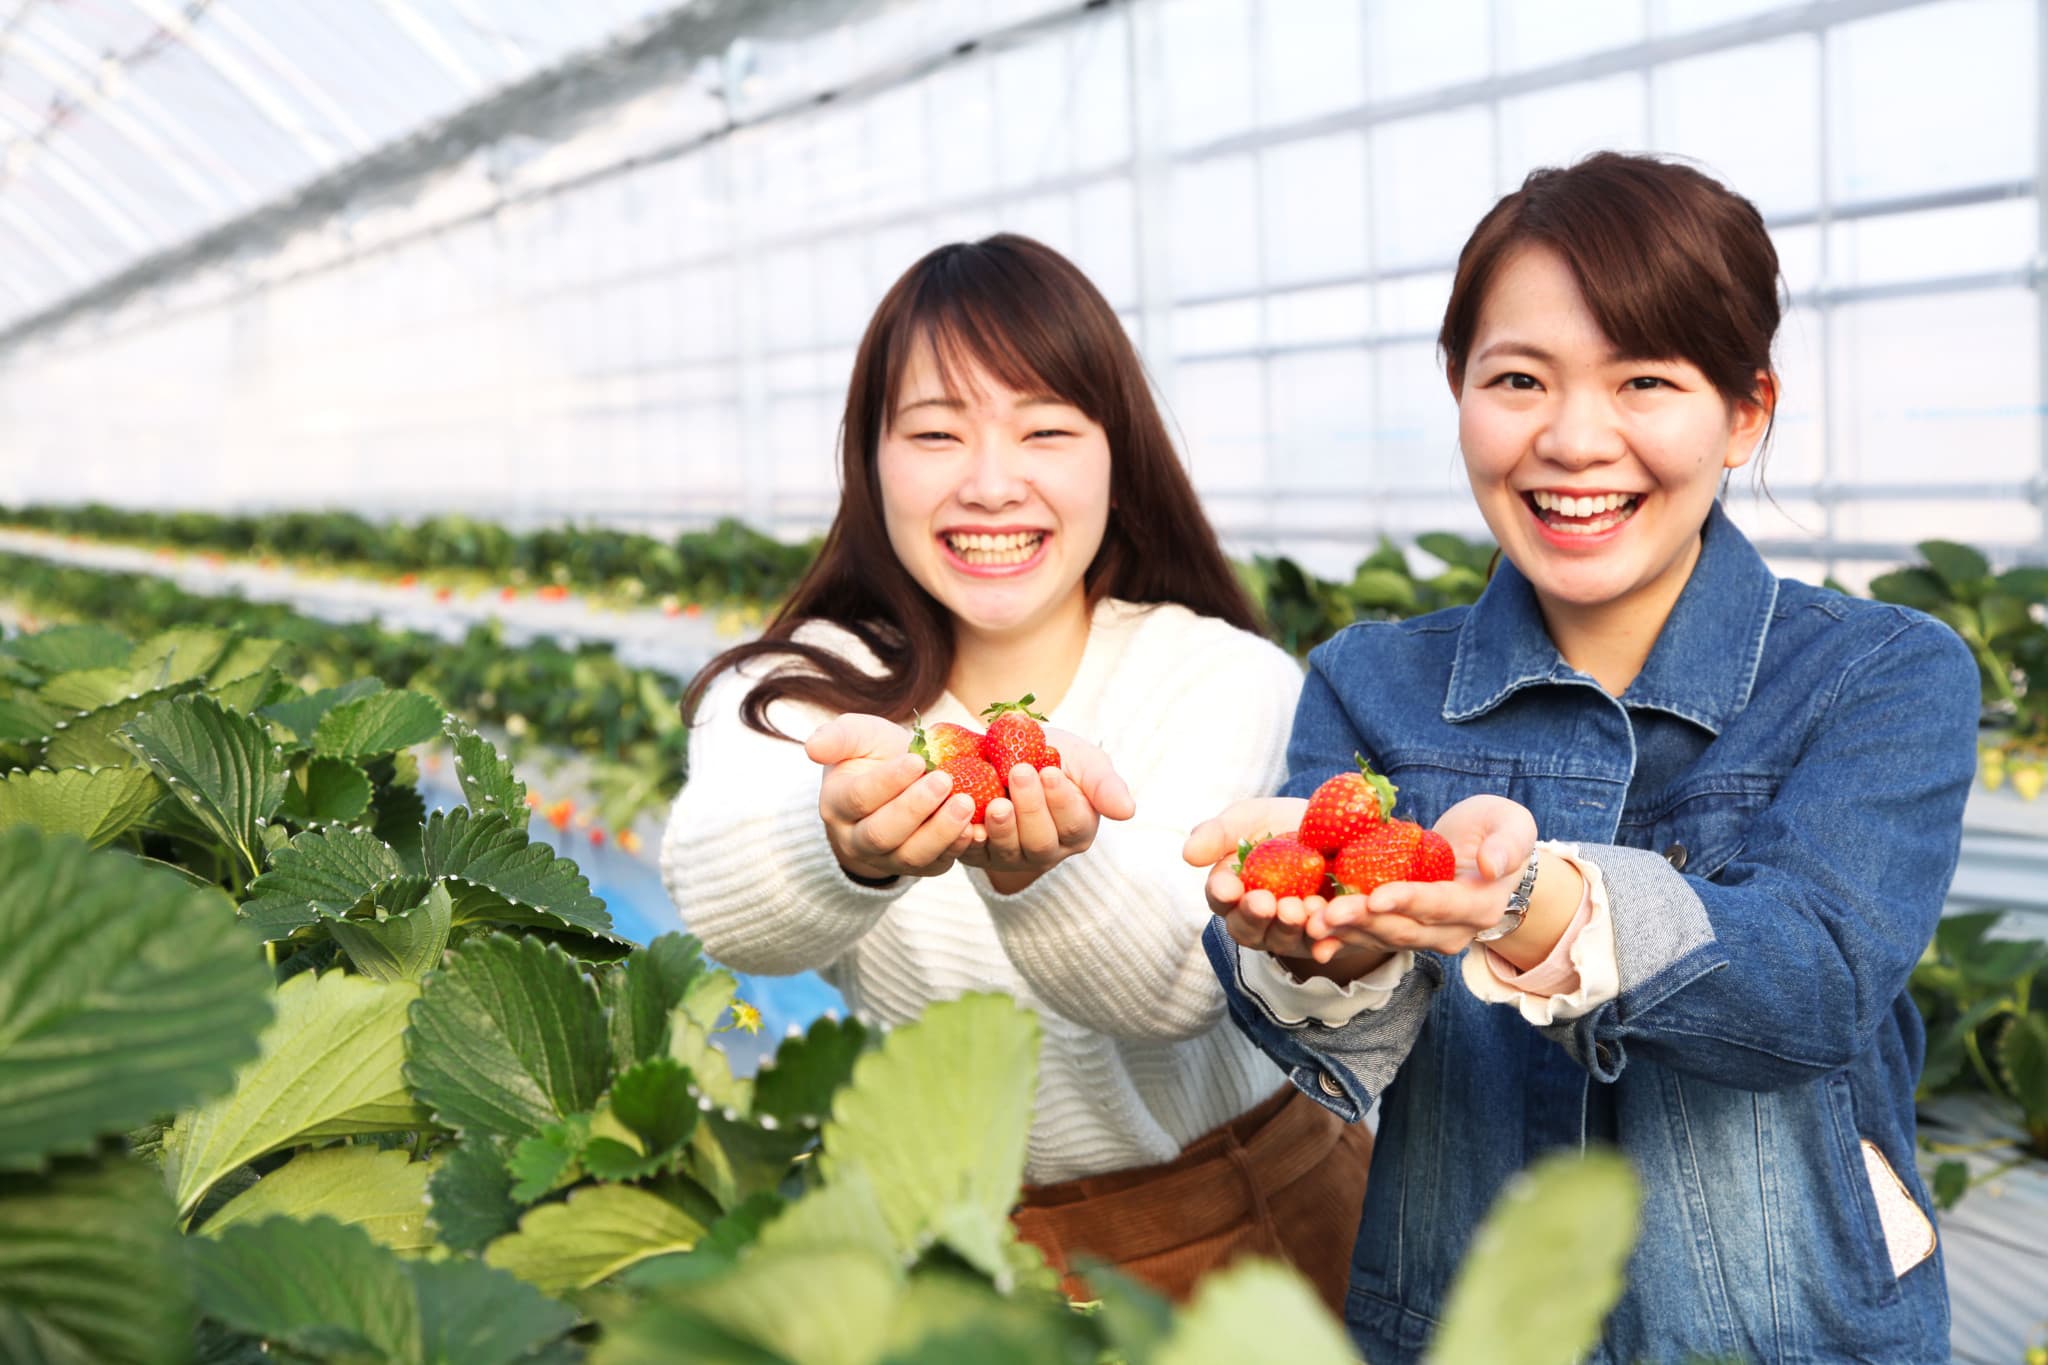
1549, 615, 1980, 1090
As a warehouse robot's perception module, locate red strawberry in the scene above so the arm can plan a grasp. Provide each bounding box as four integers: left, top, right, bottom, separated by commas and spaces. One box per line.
938, 754, 1004, 823
1298, 755, 1399, 855
1042, 745, 1061, 771
979, 694, 1051, 778
1234, 835, 1327, 900
910, 713, 984, 770
1330, 820, 1455, 895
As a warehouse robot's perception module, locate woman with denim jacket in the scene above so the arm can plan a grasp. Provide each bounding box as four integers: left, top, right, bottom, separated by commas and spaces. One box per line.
1185, 153, 1979, 1363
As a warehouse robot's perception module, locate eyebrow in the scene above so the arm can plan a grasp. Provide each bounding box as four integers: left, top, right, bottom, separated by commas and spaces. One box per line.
893, 392, 1075, 421
1475, 339, 1681, 367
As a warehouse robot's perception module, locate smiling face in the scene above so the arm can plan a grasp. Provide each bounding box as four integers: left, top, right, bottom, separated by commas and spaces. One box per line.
876, 338, 1112, 648
1453, 244, 1771, 636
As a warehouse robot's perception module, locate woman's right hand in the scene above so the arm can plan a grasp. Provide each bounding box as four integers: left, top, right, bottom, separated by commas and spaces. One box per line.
806, 714, 980, 881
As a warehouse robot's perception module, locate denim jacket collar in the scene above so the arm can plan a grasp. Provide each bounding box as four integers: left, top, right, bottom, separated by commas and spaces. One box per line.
1444, 501, 1779, 734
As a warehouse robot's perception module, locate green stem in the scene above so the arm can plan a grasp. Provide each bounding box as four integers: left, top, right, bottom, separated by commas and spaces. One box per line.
1924, 1137, 2019, 1156
1963, 1029, 2007, 1098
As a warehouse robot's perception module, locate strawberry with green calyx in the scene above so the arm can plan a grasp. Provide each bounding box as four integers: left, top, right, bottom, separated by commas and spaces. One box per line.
1329, 819, 1454, 896
1234, 834, 1328, 901
979, 693, 1054, 775
910, 711, 983, 771
938, 754, 1005, 823
1297, 755, 1399, 855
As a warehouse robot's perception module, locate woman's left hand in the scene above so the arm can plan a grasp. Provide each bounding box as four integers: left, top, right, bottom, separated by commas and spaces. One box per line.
959, 729, 1133, 886
1310, 794, 1538, 955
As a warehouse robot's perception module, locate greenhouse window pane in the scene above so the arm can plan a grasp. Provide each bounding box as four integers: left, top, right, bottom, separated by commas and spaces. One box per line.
994, 35, 1074, 190
1002, 192, 1079, 260
1372, 110, 1494, 271
1498, 74, 1645, 189
1173, 299, 1263, 357
1271, 348, 1374, 490
1260, 0, 1365, 126
1170, 155, 1261, 297
1765, 306, 1826, 489
1497, 0, 1643, 72
1377, 272, 1453, 338
1772, 225, 1823, 297
1375, 342, 1463, 488
1072, 180, 1137, 309
1162, 0, 1258, 150
1652, 0, 1799, 34
1830, 288, 2037, 485
1651, 37, 1820, 217
1261, 133, 1369, 286
1069, 11, 1132, 172
926, 62, 999, 202
1368, 0, 1489, 100
760, 247, 819, 351
1269, 284, 1373, 348
863, 85, 930, 222
1829, 0, 2034, 203
1172, 358, 1268, 488
1828, 200, 2036, 289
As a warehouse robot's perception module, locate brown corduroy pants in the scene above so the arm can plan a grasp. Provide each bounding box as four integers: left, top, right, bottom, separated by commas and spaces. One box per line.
1010, 1085, 1372, 1317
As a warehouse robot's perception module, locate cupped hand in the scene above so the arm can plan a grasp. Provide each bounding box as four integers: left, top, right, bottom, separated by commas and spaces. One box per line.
959, 729, 1132, 882
1312, 794, 1538, 956
806, 713, 978, 880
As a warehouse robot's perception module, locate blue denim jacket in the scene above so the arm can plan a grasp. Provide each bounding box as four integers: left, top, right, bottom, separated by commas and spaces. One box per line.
1205, 504, 1979, 1364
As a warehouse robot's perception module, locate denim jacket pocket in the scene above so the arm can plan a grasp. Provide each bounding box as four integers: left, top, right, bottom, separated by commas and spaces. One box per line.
1629, 780, 1774, 881
1821, 1073, 1907, 1307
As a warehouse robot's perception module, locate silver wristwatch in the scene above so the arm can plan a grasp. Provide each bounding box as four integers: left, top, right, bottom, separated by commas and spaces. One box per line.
1475, 848, 1542, 942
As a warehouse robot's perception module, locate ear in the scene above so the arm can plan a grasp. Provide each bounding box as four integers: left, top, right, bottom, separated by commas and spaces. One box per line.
1722, 369, 1776, 472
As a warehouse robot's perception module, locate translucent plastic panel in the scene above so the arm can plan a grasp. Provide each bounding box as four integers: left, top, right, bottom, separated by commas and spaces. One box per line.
813, 235, 879, 347
1836, 497, 2041, 546
1170, 155, 1261, 297
1498, 75, 1645, 188
1003, 192, 1079, 260
1261, 133, 1369, 286
1174, 300, 1263, 357
1269, 285, 1373, 348
994, 35, 1074, 189
1172, 358, 1268, 488
1270, 348, 1375, 489
1651, 0, 1800, 33
1367, 0, 1489, 101
1260, 0, 1366, 126
1497, 0, 1644, 72
1162, 0, 1258, 150
1375, 342, 1465, 490
1829, 0, 2034, 203
1830, 288, 2038, 484
1377, 272, 1454, 338
1766, 306, 1827, 490
1068, 11, 1132, 172
759, 247, 819, 352
862, 84, 930, 222
1773, 225, 1822, 297
1829, 200, 2037, 289
1372, 110, 1495, 271
1071, 180, 1137, 309
926, 62, 999, 201
1651, 37, 1820, 216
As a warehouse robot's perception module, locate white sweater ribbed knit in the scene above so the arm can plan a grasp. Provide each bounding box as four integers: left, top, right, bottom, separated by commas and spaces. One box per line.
659, 597, 1305, 1184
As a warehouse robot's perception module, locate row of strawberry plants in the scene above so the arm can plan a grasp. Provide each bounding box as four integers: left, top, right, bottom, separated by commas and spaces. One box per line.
0, 503, 819, 610
0, 617, 1643, 1364
0, 551, 687, 832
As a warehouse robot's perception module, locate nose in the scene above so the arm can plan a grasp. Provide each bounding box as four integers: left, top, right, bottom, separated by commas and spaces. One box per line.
1534, 387, 1626, 470
956, 434, 1030, 510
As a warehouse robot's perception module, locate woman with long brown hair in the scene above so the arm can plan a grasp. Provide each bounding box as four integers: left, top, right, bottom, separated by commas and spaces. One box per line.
661, 234, 1369, 1309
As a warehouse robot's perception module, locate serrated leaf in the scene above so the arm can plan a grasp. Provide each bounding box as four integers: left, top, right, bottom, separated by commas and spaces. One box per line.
38, 665, 137, 712
374, 779, 428, 871
4, 624, 132, 677
756, 1164, 895, 1261
1154, 1259, 1354, 1365
427, 1137, 519, 1254
0, 694, 60, 744
609, 1055, 700, 1161
239, 826, 408, 939
165, 971, 429, 1218
668, 1007, 750, 1114
45, 680, 202, 769
405, 934, 612, 1143
0, 764, 160, 847
688, 1105, 816, 1209
509, 1113, 591, 1203
201, 1146, 439, 1252
409, 1256, 579, 1365
819, 993, 1038, 1263
607, 933, 709, 1069
446, 719, 528, 821
316, 690, 445, 761
754, 1016, 869, 1127
282, 755, 374, 825
329, 879, 453, 982
211, 665, 293, 716
127, 627, 233, 689
1430, 1150, 1641, 1365
424, 807, 613, 937
1998, 1012, 2048, 1122
0, 828, 270, 1171
121, 693, 287, 878
596, 1247, 898, 1365
207, 637, 290, 688
487, 1184, 710, 1293
258, 677, 384, 743
0, 1156, 195, 1365
190, 1215, 420, 1364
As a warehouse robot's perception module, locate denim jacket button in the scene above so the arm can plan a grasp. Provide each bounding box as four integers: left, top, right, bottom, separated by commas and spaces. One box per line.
1316, 1071, 1345, 1098
1663, 842, 1688, 871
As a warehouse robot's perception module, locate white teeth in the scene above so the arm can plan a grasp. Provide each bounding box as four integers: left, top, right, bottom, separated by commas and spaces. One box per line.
1532, 491, 1636, 517
944, 530, 1044, 565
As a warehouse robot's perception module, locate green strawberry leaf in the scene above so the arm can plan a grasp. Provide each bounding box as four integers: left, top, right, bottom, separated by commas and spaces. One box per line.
446, 718, 528, 823
126, 627, 233, 689
427, 1137, 520, 1254
404, 934, 612, 1143
120, 693, 288, 879
327, 879, 453, 982
315, 689, 446, 761
1154, 1259, 1355, 1365
200, 1146, 439, 1252
257, 677, 383, 743
509, 1113, 592, 1203
3, 624, 132, 677
1930, 1158, 1970, 1210
596, 1246, 899, 1364
686, 1104, 815, 1209
1997, 1012, 2048, 1122
45, 679, 202, 769
753, 1015, 869, 1128
239, 826, 409, 939
0, 764, 161, 847
38, 665, 138, 713
0, 828, 270, 1172
280, 755, 373, 826
1919, 540, 1991, 595
190, 1215, 419, 1364
606, 933, 710, 1070
0, 1155, 195, 1365
410, 1256, 580, 1365
424, 806, 614, 937
484, 1184, 711, 1294
165, 971, 430, 1218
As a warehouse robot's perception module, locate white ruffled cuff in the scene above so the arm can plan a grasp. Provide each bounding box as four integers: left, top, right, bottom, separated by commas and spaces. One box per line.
1460, 842, 1620, 1025
1238, 946, 1418, 1027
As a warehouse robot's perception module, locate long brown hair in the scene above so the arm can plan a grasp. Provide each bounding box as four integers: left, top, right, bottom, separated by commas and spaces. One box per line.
686, 233, 1262, 738
1439, 153, 1782, 433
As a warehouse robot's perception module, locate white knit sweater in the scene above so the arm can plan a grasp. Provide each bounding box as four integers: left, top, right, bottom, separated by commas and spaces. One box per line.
659, 597, 1306, 1184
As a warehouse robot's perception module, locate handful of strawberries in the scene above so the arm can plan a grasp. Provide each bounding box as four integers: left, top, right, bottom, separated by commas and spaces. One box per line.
909, 694, 1064, 823
1234, 756, 1453, 899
